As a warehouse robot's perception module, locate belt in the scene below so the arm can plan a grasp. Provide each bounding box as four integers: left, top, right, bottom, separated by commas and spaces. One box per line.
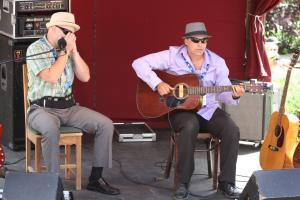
30, 94, 76, 109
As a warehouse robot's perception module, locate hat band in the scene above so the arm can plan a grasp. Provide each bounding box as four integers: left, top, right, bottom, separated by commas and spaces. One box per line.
52, 20, 76, 25
185, 31, 208, 37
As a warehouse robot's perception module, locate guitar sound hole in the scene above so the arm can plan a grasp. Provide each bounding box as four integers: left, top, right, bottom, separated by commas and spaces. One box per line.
275, 125, 282, 137
173, 84, 188, 99
277, 127, 284, 148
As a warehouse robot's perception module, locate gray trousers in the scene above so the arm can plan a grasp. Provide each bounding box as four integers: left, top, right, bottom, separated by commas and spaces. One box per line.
170, 108, 240, 185
27, 104, 114, 174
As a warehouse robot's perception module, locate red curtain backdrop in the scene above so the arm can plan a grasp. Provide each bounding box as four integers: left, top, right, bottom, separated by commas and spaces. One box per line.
246, 0, 282, 81
72, 0, 246, 120
86, 0, 246, 120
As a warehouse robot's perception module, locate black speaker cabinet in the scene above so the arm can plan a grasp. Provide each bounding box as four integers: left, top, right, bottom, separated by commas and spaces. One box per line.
223, 92, 274, 143
3, 172, 64, 200
239, 169, 300, 200
0, 34, 36, 150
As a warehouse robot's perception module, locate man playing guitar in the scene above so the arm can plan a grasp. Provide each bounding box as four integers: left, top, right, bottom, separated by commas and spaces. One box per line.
132, 22, 244, 200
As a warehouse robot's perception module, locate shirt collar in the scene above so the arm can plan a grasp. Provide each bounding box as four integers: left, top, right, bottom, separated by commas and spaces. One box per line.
203, 49, 211, 67
41, 35, 55, 50
180, 45, 211, 68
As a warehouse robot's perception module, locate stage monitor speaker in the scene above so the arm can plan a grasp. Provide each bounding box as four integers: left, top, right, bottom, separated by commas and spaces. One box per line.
223, 91, 274, 143
3, 172, 64, 200
0, 34, 36, 150
239, 168, 300, 200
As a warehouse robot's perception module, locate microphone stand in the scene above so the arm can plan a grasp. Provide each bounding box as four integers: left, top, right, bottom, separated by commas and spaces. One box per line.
0, 48, 65, 65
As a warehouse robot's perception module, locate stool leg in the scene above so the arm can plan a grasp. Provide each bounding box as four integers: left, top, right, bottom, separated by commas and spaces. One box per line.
164, 136, 175, 179
35, 139, 42, 172
213, 139, 220, 190
173, 134, 180, 190
26, 137, 32, 172
76, 138, 82, 190
65, 145, 71, 179
206, 140, 212, 178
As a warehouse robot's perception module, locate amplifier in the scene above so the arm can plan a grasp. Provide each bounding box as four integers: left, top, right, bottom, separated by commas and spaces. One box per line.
0, 0, 70, 39
223, 90, 275, 144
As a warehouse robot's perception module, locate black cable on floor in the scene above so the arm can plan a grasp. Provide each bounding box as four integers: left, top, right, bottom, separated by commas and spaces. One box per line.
113, 159, 172, 191
153, 159, 168, 171
113, 159, 210, 199
4, 157, 25, 166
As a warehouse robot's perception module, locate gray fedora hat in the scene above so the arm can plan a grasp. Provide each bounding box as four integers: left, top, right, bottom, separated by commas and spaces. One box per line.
184, 22, 211, 37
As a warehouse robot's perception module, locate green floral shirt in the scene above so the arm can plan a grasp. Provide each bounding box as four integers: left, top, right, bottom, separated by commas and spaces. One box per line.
26, 35, 74, 101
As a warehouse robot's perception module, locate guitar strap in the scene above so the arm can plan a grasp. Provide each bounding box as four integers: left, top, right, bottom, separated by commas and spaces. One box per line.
180, 53, 209, 80
181, 53, 208, 105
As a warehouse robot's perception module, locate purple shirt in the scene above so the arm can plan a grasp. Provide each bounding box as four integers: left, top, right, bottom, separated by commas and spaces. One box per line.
132, 45, 239, 120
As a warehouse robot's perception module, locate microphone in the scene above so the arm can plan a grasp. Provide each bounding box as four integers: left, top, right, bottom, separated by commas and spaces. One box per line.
57, 37, 67, 52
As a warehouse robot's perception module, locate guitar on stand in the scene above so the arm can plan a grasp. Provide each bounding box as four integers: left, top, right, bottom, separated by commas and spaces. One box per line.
260, 50, 300, 170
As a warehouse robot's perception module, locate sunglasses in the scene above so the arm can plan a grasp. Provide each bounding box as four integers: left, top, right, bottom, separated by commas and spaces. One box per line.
189, 37, 209, 44
56, 26, 72, 35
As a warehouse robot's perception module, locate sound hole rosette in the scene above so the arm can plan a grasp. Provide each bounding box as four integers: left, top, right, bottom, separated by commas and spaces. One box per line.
173, 83, 189, 100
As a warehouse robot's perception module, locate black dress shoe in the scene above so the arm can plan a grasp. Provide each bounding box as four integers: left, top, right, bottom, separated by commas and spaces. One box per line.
218, 182, 241, 199
86, 178, 120, 195
173, 184, 189, 200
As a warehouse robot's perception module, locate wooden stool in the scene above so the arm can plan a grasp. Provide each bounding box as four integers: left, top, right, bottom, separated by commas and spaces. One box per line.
164, 132, 220, 190
23, 64, 83, 190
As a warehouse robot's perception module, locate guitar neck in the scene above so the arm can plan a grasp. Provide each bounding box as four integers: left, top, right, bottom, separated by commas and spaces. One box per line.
277, 67, 292, 125
187, 84, 245, 95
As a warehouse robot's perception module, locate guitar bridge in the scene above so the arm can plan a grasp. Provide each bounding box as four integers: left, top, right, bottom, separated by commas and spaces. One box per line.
268, 144, 279, 151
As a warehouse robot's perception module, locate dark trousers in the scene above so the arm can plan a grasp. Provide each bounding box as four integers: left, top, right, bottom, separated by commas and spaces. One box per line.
170, 108, 240, 185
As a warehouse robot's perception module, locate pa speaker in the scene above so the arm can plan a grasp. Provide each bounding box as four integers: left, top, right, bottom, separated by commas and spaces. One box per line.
239, 168, 300, 200
3, 172, 64, 200
0, 35, 36, 150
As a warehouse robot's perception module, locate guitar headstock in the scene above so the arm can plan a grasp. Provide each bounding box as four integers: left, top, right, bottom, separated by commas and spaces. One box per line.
290, 49, 300, 68
242, 81, 272, 94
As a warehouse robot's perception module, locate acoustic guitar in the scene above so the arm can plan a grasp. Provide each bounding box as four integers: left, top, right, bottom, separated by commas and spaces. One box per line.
136, 70, 269, 118
260, 50, 300, 170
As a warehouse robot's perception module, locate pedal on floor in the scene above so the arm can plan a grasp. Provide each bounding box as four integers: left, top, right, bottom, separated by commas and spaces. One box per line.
114, 122, 156, 142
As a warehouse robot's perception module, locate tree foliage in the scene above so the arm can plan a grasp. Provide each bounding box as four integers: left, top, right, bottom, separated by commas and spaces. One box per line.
265, 0, 300, 54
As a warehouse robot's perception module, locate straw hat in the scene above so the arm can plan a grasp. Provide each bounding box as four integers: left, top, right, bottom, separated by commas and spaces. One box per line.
46, 12, 80, 32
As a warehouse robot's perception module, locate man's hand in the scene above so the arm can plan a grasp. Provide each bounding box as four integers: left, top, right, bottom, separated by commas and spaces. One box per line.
157, 82, 173, 96
232, 85, 245, 99
64, 33, 77, 55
